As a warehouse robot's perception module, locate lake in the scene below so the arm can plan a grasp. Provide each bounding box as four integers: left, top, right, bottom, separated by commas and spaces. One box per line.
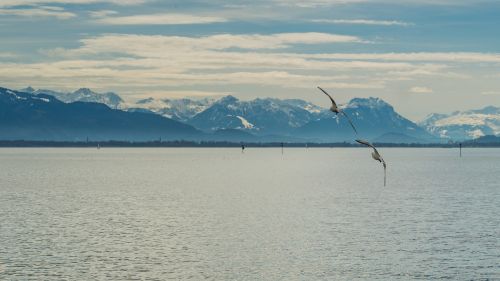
0, 148, 498, 280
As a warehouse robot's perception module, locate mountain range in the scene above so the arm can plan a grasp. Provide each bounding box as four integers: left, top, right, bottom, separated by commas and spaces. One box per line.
420, 106, 500, 141
187, 95, 324, 136
21, 87, 124, 109
295, 97, 436, 142
131, 97, 215, 122
2, 86, 498, 142
0, 87, 200, 141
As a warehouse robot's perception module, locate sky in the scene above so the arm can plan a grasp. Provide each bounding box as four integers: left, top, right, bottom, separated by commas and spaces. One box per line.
0, 0, 499, 121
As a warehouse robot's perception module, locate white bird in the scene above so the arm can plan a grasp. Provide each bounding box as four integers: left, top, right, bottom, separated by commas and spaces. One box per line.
317, 86, 358, 135
356, 139, 387, 186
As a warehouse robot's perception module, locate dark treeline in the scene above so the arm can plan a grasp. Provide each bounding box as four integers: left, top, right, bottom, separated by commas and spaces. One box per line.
0, 140, 499, 148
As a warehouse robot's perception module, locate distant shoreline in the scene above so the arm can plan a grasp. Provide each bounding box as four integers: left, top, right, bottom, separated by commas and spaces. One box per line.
0, 140, 498, 148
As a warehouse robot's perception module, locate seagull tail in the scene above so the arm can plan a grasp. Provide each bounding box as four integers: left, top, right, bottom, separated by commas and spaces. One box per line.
384, 166, 387, 187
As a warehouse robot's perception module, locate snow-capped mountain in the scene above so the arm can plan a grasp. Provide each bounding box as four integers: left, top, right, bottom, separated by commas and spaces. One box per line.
12, 85, 498, 143
296, 97, 436, 142
1, 87, 200, 141
419, 106, 500, 140
130, 97, 215, 121
187, 95, 325, 135
1, 87, 57, 104
20, 87, 124, 109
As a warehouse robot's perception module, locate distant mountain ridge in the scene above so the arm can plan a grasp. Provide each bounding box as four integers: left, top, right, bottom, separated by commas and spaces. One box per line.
420, 106, 500, 140
10, 86, 498, 142
296, 97, 436, 142
187, 95, 324, 136
21, 87, 124, 109
131, 97, 215, 121
465, 135, 500, 144
1, 87, 201, 141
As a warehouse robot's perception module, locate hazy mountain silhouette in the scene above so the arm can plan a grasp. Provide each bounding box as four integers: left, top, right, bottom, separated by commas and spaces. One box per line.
1, 87, 201, 141
8, 86, 497, 143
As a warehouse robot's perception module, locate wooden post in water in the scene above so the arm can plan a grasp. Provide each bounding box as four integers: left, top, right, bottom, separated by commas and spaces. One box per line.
459, 143, 462, 157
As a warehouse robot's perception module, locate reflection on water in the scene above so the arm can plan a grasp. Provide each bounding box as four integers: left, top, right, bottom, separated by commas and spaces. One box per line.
0, 148, 499, 280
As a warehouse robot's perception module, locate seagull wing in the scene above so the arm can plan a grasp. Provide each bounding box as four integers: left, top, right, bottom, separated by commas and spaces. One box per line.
356, 139, 374, 148
341, 111, 358, 135
317, 86, 337, 107
357, 139, 384, 158
357, 138, 387, 186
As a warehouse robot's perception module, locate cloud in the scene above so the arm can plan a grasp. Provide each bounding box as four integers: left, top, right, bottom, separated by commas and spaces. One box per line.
273, 0, 487, 7
386, 68, 469, 79
0, 0, 146, 8
1, 32, 490, 98
130, 90, 228, 99
410, 86, 433, 93
301, 52, 500, 63
51, 33, 363, 56
0, 33, 390, 90
0, 6, 76, 19
273, 0, 367, 7
481, 91, 500, 96
89, 10, 118, 18
311, 19, 411, 26
95, 13, 228, 25
0, 61, 385, 91
0, 52, 17, 58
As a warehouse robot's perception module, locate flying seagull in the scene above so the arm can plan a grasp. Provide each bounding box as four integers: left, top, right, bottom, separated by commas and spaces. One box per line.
317, 86, 358, 134
356, 139, 387, 186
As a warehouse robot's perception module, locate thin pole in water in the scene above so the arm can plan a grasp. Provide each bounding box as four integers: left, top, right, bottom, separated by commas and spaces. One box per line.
459, 143, 462, 157
281, 142, 284, 154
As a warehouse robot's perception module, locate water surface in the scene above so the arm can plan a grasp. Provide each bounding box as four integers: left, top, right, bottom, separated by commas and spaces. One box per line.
0, 148, 499, 280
